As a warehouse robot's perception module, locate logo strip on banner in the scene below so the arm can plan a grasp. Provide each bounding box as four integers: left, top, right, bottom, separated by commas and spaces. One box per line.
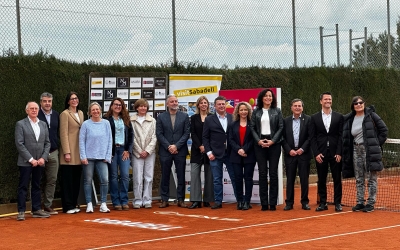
169, 75, 222, 81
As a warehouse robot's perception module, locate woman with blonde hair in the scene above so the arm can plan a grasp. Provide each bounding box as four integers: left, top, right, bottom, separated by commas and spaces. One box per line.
130, 99, 157, 209
104, 98, 133, 211
79, 102, 112, 213
229, 102, 256, 210
188, 96, 214, 209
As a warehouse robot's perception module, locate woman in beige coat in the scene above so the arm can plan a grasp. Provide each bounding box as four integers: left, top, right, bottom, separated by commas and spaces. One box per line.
59, 91, 84, 214
130, 99, 157, 209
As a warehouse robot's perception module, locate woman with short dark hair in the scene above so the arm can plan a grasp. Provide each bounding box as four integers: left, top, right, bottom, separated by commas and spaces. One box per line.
342, 96, 388, 212
130, 98, 157, 209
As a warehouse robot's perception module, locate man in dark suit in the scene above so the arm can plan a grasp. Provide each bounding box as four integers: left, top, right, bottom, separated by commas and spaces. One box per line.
310, 92, 343, 212
156, 94, 190, 208
37, 92, 60, 215
203, 96, 236, 209
15, 102, 51, 221
282, 99, 312, 211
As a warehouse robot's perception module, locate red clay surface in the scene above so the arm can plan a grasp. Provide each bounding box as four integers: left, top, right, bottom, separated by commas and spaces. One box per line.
2, 185, 400, 250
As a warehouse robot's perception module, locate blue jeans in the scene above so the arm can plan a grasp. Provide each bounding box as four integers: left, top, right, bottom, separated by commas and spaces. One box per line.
109, 147, 130, 206
210, 153, 236, 204
83, 160, 109, 204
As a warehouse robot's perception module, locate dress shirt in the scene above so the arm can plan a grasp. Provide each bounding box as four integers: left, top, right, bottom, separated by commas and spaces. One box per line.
41, 108, 52, 128
28, 116, 40, 141
217, 113, 227, 132
292, 115, 301, 148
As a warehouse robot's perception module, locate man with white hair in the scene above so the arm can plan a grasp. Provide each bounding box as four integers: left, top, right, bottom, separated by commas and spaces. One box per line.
15, 102, 51, 221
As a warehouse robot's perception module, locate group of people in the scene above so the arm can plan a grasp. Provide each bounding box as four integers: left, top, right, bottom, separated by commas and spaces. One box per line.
15, 92, 157, 221
160, 90, 388, 214
15, 88, 388, 221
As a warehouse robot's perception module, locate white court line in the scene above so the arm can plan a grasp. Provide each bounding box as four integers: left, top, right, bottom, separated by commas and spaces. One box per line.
86, 211, 352, 250
248, 224, 400, 249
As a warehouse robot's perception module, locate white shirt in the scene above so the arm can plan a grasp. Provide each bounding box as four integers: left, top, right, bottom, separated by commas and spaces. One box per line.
321, 109, 332, 133
28, 116, 40, 141
261, 108, 271, 135
217, 113, 227, 132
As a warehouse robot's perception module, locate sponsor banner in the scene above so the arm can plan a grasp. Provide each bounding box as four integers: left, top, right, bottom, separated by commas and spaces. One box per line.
169, 74, 222, 200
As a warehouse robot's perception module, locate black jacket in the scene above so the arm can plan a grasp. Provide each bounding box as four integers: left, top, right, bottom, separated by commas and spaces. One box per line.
342, 106, 388, 178
250, 107, 283, 145
282, 114, 312, 162
105, 116, 134, 156
38, 109, 59, 152
228, 120, 256, 164
190, 113, 211, 164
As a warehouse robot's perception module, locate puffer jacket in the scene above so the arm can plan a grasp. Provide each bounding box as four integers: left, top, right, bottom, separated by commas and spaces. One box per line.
342, 105, 388, 178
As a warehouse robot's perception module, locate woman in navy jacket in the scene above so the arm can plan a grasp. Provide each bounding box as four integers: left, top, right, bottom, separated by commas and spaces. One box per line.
229, 102, 256, 210
104, 97, 134, 210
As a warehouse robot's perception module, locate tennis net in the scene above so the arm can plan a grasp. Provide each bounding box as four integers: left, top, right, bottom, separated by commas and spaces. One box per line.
327, 138, 400, 212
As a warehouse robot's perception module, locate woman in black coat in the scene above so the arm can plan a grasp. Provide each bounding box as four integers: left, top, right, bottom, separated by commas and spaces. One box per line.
342, 96, 388, 213
250, 88, 283, 211
188, 96, 214, 209
229, 102, 256, 210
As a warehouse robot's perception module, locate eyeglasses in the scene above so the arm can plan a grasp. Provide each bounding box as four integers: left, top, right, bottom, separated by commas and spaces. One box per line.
353, 101, 364, 106
70, 97, 79, 101
114, 104, 122, 107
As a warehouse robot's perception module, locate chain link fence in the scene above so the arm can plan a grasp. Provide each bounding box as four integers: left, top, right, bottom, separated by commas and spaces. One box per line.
1, 0, 399, 68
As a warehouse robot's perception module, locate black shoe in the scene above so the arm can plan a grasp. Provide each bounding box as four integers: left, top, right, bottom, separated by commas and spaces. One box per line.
242, 202, 249, 210
249, 204, 252, 209
261, 205, 269, 211
302, 204, 311, 210
237, 202, 243, 210
315, 203, 328, 211
211, 203, 222, 209
188, 202, 202, 209
352, 203, 365, 212
269, 205, 276, 211
283, 205, 293, 211
335, 204, 343, 212
363, 204, 374, 213
203, 202, 211, 207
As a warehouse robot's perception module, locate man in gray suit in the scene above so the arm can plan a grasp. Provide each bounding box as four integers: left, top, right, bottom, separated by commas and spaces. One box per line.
15, 102, 51, 221
156, 94, 190, 208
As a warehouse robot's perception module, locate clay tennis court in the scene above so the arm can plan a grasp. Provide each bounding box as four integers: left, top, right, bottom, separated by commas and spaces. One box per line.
2, 185, 400, 250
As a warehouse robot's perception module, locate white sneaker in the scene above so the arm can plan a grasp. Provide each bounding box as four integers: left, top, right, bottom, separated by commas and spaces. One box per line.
100, 203, 110, 213
74, 208, 81, 213
86, 202, 94, 213
66, 209, 77, 214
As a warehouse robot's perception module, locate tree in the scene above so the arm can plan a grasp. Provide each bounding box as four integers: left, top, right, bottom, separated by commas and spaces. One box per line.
352, 18, 400, 68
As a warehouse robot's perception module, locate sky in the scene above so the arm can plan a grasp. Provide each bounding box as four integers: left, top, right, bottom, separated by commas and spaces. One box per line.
1, 0, 399, 68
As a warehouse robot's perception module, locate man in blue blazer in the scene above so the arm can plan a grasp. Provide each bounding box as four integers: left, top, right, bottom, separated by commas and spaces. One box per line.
203, 96, 236, 209
310, 92, 343, 212
156, 94, 190, 208
15, 102, 51, 221
37, 92, 60, 215
282, 99, 312, 211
